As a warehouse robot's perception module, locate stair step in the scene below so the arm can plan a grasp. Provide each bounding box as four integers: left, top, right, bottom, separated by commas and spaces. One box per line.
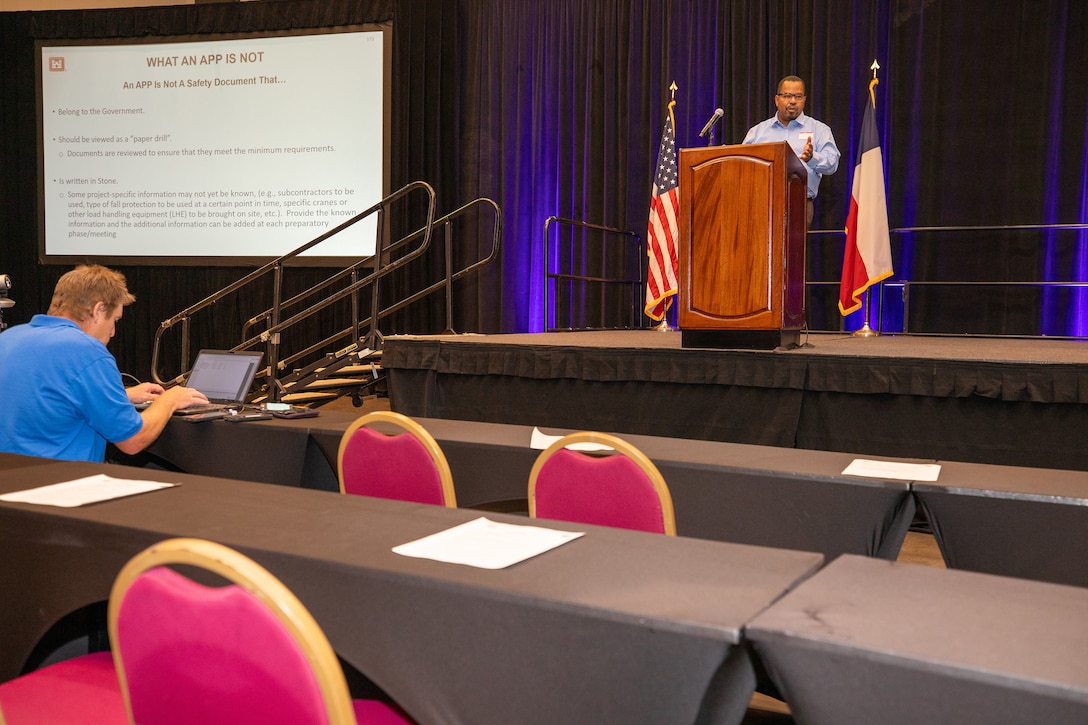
251, 391, 338, 405
294, 377, 375, 390
336, 364, 382, 375
291, 364, 379, 383
280, 391, 339, 403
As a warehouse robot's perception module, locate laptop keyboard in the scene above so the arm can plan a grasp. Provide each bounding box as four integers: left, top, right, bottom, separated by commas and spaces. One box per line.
174, 403, 241, 416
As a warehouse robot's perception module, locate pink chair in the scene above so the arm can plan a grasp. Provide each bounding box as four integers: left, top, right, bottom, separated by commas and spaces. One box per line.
0, 651, 125, 725
108, 537, 414, 725
337, 411, 457, 507
528, 431, 676, 535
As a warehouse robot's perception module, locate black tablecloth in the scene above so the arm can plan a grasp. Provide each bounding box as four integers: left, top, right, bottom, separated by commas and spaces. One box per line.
0, 451, 61, 471
747, 555, 1088, 724
0, 460, 822, 725
914, 460, 1088, 587
149, 412, 915, 561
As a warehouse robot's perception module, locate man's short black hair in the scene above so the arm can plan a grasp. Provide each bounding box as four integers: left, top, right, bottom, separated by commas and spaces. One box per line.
777, 75, 805, 93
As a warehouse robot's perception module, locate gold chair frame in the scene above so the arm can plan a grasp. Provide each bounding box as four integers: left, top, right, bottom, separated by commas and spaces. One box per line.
336, 411, 457, 507
107, 538, 358, 725
528, 431, 677, 535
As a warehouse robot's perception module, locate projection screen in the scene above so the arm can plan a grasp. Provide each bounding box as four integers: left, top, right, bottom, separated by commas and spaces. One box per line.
37, 25, 389, 265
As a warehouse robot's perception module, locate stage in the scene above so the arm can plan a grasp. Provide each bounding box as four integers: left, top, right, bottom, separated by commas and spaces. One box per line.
382, 330, 1088, 471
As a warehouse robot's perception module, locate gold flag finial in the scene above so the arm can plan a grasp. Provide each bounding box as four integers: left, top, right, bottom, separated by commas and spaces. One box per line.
667, 81, 678, 131
868, 60, 881, 107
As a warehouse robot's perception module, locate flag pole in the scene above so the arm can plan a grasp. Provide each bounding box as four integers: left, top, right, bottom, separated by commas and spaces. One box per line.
852, 287, 879, 337
655, 80, 679, 332
850, 60, 883, 338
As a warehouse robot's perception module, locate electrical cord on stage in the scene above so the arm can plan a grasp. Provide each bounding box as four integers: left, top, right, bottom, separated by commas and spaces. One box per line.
800, 325, 811, 347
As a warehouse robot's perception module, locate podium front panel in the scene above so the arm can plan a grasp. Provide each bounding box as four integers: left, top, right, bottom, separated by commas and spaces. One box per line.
677, 143, 807, 335
688, 154, 774, 321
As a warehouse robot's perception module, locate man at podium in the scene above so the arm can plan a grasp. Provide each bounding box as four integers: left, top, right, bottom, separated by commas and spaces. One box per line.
743, 75, 840, 224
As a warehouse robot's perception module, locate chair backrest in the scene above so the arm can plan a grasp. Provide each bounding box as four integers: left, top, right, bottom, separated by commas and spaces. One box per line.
528, 431, 676, 535
107, 538, 358, 725
337, 411, 457, 507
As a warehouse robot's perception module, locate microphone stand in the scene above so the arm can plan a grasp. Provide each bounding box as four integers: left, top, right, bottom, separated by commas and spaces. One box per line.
698, 108, 723, 147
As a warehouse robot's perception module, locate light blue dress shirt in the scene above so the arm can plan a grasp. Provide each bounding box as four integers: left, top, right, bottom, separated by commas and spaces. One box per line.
742, 112, 840, 200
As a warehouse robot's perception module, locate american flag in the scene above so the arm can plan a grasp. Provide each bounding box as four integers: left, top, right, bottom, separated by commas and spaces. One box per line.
644, 111, 680, 321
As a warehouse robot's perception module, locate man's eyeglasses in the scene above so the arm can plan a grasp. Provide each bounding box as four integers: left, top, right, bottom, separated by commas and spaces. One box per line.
777, 93, 805, 101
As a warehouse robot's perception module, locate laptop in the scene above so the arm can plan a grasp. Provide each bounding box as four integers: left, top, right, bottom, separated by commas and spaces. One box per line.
173, 349, 264, 416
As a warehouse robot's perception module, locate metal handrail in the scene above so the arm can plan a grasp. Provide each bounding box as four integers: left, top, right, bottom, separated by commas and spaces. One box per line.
543, 216, 642, 331
151, 180, 437, 389
240, 196, 502, 377
808, 222, 1088, 236
805, 221, 1088, 335
394, 197, 503, 335
887, 279, 1088, 336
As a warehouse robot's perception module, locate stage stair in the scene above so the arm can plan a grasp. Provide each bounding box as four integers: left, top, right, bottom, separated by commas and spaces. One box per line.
151, 183, 501, 410
253, 346, 383, 408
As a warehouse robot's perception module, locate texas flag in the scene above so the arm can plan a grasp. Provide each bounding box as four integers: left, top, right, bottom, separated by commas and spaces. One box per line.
838, 93, 893, 315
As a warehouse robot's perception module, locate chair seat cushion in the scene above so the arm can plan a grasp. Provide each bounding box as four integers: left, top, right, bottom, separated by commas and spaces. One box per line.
0, 651, 126, 725
342, 427, 447, 505
535, 449, 668, 533
352, 698, 416, 724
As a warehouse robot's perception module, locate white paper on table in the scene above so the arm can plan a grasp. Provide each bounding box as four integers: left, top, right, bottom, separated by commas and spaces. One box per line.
841, 459, 941, 482
393, 516, 584, 569
0, 474, 178, 507
530, 427, 614, 452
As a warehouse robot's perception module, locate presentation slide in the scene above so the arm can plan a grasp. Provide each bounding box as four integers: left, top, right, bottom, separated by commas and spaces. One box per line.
38, 28, 386, 263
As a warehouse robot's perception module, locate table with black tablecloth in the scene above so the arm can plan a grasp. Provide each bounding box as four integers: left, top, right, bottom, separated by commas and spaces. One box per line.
746, 555, 1088, 724
0, 451, 61, 471
0, 460, 822, 725
914, 459, 1088, 587
144, 411, 322, 487
149, 411, 915, 561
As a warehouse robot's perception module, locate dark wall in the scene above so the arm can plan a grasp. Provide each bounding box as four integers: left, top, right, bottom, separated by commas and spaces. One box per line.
2, 0, 1086, 379
0, 1, 397, 380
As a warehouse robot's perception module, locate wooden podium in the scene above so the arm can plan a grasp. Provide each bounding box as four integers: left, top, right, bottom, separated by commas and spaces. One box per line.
676, 142, 808, 349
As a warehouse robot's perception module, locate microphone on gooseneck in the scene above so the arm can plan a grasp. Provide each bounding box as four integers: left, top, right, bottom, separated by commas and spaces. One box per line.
699, 107, 724, 138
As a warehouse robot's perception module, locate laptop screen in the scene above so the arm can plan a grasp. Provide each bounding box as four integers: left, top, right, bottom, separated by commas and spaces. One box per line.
184, 350, 264, 404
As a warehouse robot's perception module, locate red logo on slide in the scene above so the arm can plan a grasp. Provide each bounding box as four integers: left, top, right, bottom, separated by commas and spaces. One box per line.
48, 57, 65, 72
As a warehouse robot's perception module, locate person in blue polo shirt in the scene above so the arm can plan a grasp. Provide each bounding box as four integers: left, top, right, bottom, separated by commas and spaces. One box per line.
743, 75, 840, 224
0, 264, 207, 462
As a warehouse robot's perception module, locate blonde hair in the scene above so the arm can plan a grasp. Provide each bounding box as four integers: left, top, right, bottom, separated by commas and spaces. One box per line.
48, 265, 136, 321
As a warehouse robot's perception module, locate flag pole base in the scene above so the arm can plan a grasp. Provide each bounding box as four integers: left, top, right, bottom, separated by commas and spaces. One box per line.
654, 319, 673, 332
852, 322, 880, 338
